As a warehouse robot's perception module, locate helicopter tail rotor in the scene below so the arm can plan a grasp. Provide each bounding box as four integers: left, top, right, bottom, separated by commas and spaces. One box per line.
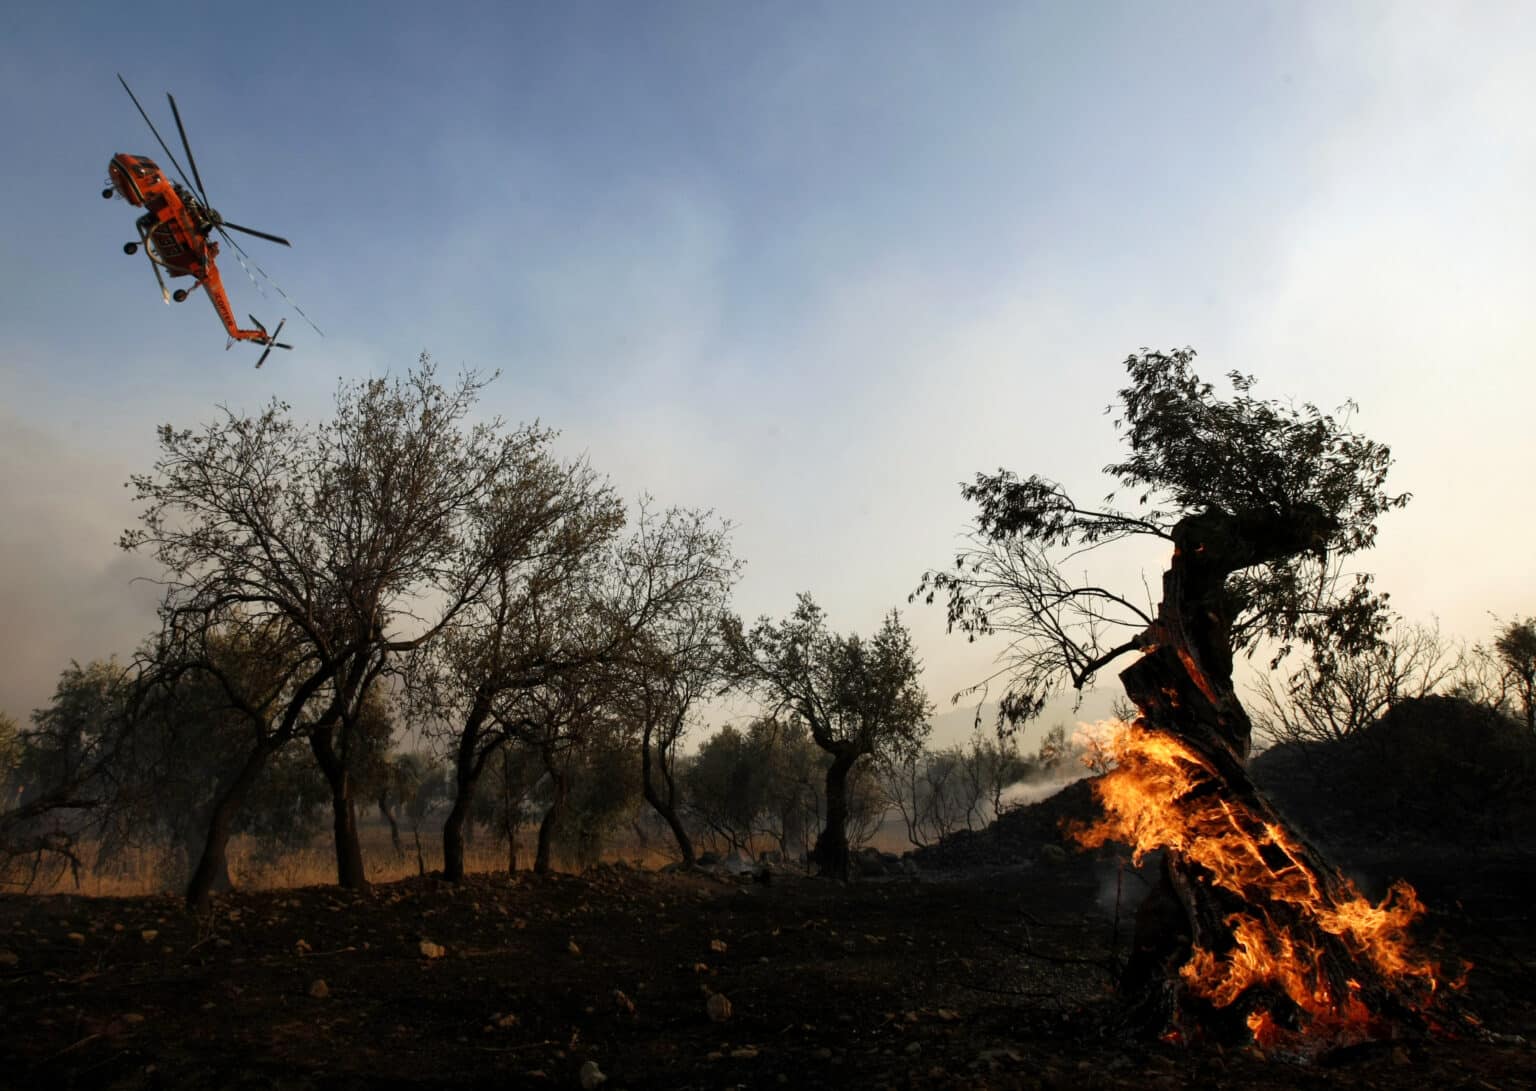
250, 316, 291, 369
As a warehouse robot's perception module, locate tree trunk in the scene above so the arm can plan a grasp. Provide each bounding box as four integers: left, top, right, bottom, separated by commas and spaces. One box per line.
379, 795, 404, 859
443, 706, 502, 883
442, 776, 475, 884
186, 741, 275, 911
534, 768, 567, 876
330, 784, 367, 888
310, 733, 368, 890
504, 813, 520, 874
812, 750, 857, 880
641, 724, 694, 866
1111, 508, 1434, 1042
185, 800, 232, 895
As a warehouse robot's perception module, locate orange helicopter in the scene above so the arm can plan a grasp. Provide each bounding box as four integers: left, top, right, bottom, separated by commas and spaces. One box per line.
104, 75, 319, 367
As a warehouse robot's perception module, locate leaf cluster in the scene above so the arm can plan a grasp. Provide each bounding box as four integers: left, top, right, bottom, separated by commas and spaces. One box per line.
723, 594, 932, 764
917, 348, 1412, 728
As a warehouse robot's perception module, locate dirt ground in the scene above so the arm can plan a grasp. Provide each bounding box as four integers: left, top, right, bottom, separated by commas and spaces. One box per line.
2, 847, 1534, 1091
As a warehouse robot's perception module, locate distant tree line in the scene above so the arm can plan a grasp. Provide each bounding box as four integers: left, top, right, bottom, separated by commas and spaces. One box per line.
4, 351, 1534, 910
0, 359, 939, 901
1250, 615, 1536, 748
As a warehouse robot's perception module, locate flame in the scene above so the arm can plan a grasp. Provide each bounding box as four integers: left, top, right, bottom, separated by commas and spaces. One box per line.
1072, 722, 1442, 1046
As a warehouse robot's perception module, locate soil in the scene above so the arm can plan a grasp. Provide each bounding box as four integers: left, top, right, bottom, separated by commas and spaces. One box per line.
2, 837, 1534, 1090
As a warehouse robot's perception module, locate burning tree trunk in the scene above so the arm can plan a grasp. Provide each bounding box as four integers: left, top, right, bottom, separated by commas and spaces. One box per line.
1079, 508, 1441, 1046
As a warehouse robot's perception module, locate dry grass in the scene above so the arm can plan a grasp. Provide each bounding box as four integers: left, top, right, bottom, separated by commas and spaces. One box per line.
13, 817, 919, 899
14, 823, 684, 899
19, 829, 546, 897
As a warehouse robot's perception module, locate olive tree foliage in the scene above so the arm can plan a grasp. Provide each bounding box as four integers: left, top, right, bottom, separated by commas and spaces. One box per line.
375, 750, 449, 876
501, 659, 628, 875
682, 723, 766, 855
1493, 617, 1536, 733
683, 716, 880, 863
1250, 620, 1461, 748
684, 716, 826, 861
916, 349, 1410, 750
549, 739, 643, 871
752, 717, 830, 860
95, 627, 330, 893
723, 596, 932, 878
0, 660, 135, 889
123, 358, 545, 906
470, 740, 544, 873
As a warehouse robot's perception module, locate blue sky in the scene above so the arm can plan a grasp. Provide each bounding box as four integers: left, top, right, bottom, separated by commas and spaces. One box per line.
3, 2, 1534, 740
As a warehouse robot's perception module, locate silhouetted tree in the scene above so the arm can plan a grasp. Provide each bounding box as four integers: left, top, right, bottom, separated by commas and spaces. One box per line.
554, 739, 641, 870
404, 447, 623, 883
1, 660, 133, 888
1251, 620, 1459, 748
96, 628, 330, 893
125, 359, 542, 906
612, 507, 740, 867
412, 496, 733, 882
724, 596, 931, 879
474, 741, 542, 872
743, 716, 824, 861
683, 724, 765, 855
376, 750, 448, 875
1494, 617, 1536, 733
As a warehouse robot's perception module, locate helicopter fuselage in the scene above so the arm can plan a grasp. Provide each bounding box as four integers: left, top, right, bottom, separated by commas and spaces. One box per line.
106, 152, 257, 343
109, 154, 215, 278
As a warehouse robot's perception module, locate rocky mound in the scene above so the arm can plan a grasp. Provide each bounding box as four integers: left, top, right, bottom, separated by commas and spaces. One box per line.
1252, 694, 1536, 851
916, 696, 1536, 873
909, 777, 1105, 871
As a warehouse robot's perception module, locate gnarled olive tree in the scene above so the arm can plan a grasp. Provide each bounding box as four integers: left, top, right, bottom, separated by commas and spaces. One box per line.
723, 596, 931, 880
919, 349, 1417, 1038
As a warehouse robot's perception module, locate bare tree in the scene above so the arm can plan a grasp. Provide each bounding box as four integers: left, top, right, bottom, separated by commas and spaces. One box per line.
124, 359, 541, 906
1250, 620, 1460, 748
723, 596, 931, 879
413, 497, 734, 883
404, 452, 624, 883
610, 507, 740, 867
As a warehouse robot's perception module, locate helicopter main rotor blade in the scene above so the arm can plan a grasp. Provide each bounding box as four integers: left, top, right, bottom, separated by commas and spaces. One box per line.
116, 74, 200, 197
220, 221, 291, 247
165, 92, 209, 203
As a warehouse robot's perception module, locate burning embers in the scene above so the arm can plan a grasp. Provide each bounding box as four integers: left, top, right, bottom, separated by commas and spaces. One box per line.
1071, 720, 1446, 1050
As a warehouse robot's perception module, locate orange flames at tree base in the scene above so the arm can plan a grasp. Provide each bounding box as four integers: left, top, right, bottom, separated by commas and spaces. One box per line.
1070, 722, 1451, 1053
